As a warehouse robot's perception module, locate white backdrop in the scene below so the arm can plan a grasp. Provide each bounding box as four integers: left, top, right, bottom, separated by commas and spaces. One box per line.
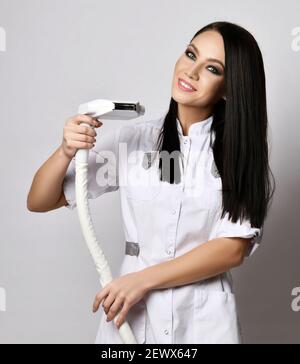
0, 0, 299, 343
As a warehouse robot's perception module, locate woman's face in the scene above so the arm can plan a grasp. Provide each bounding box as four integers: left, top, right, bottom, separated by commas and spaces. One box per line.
172, 30, 226, 118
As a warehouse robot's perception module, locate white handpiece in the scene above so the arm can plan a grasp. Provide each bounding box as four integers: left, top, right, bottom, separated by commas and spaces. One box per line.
75, 99, 145, 344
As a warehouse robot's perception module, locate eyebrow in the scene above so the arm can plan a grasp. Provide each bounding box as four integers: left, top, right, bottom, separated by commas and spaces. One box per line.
188, 43, 225, 70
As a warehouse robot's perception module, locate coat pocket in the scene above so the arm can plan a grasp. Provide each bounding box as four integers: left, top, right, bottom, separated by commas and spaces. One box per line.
193, 288, 242, 344
95, 299, 146, 344
125, 299, 147, 344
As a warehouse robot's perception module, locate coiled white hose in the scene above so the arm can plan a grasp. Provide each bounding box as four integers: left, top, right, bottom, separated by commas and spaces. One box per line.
75, 122, 137, 344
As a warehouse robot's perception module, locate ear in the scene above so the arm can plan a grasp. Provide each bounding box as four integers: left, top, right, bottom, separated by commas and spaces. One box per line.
222, 95, 226, 101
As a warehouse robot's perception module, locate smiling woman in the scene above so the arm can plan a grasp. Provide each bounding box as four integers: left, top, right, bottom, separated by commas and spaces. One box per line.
57, 20, 276, 345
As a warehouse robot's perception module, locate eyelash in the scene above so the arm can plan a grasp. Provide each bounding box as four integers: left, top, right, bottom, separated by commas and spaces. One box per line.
184, 49, 222, 75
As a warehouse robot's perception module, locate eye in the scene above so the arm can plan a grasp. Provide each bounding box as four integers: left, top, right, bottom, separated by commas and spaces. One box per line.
184, 48, 222, 76
207, 65, 220, 75
184, 49, 196, 60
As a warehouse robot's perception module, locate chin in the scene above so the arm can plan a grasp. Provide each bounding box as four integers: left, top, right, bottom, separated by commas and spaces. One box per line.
172, 90, 195, 104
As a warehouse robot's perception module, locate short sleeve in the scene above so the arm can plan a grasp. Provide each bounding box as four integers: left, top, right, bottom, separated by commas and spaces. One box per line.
63, 126, 122, 210
209, 210, 264, 258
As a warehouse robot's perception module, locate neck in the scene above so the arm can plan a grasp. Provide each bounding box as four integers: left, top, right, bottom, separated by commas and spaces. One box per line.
177, 105, 213, 136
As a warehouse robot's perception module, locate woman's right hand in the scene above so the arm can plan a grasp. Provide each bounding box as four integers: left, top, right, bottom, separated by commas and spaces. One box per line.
61, 114, 103, 160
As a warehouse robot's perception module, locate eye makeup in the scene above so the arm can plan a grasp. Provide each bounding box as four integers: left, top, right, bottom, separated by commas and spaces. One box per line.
184, 45, 224, 76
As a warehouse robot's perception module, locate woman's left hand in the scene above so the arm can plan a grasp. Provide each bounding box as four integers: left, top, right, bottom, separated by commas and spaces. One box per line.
92, 271, 149, 329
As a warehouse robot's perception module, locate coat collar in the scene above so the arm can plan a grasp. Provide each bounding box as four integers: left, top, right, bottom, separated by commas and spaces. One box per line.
176, 114, 214, 137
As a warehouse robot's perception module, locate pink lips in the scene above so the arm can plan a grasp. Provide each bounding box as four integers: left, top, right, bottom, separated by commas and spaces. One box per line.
178, 78, 197, 92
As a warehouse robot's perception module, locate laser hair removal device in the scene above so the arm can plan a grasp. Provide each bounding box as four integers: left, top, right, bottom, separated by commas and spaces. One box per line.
75, 99, 145, 344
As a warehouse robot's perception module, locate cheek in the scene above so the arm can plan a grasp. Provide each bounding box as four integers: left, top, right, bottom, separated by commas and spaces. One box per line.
174, 58, 180, 73
188, 81, 223, 106
174, 56, 191, 72
199, 76, 223, 97
207, 80, 225, 101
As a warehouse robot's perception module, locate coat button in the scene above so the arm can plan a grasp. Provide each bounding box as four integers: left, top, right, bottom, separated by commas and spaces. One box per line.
167, 249, 173, 255
172, 209, 176, 215
164, 329, 169, 335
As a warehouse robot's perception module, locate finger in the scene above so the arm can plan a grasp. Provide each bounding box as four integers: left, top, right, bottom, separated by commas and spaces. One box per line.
94, 121, 103, 128
74, 124, 97, 137
69, 132, 96, 144
102, 294, 116, 317
93, 289, 109, 312
102, 297, 110, 314
106, 296, 124, 322
115, 301, 130, 329
71, 114, 99, 127
95, 118, 103, 127
66, 140, 94, 150
89, 116, 102, 128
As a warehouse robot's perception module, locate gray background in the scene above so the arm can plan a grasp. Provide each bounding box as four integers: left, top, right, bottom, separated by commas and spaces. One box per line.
0, 0, 299, 343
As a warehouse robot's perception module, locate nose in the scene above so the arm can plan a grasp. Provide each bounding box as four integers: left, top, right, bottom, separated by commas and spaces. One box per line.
184, 69, 199, 81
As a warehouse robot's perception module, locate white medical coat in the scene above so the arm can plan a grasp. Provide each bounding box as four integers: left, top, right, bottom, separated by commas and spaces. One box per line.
63, 111, 263, 344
